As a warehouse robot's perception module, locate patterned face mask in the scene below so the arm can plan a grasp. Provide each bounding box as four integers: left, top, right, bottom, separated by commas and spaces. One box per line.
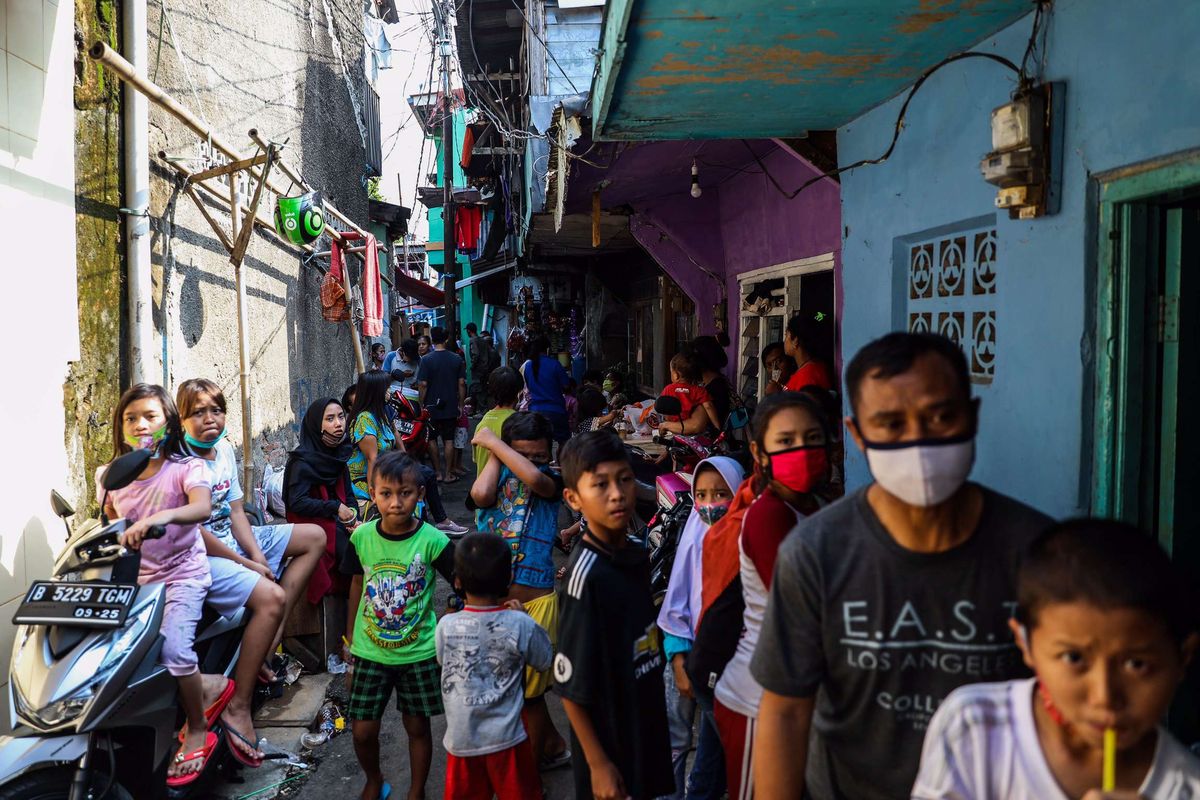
694, 502, 730, 526
125, 426, 167, 451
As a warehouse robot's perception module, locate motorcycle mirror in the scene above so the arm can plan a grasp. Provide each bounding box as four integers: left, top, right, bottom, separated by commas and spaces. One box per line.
50, 490, 75, 519
101, 449, 151, 492
654, 396, 683, 417
390, 368, 406, 382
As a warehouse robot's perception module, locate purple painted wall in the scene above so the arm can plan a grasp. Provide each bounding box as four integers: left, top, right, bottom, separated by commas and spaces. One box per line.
632, 144, 842, 377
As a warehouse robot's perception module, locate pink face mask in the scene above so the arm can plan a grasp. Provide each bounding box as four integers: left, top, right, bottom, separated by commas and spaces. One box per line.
766, 445, 828, 494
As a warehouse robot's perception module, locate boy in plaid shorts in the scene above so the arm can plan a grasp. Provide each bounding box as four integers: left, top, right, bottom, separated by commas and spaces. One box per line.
341, 452, 455, 800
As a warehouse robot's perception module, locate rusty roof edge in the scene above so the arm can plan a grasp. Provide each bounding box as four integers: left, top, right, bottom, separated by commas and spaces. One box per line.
590, 0, 637, 140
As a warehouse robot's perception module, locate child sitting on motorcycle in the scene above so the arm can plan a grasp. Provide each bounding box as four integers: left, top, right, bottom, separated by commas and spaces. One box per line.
657, 456, 745, 800
658, 352, 721, 436
98, 384, 227, 787
177, 378, 326, 767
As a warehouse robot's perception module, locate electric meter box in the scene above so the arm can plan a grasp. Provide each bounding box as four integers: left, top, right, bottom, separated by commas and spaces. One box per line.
990, 92, 1046, 153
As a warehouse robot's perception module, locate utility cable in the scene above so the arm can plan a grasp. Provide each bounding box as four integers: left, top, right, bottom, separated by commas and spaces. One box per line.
743, 50, 1020, 201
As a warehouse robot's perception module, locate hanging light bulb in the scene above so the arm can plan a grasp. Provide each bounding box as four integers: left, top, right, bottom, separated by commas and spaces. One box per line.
690, 160, 702, 198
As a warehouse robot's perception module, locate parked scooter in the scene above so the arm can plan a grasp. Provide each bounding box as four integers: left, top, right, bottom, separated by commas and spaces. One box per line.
0, 449, 250, 800
387, 382, 431, 459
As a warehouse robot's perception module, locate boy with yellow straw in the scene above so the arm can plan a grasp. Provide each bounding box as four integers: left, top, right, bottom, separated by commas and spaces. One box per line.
911, 519, 1200, 799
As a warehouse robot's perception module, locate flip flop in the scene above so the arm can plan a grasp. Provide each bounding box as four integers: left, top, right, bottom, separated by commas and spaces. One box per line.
177, 678, 236, 742
223, 720, 264, 768
376, 782, 392, 800
165, 730, 218, 787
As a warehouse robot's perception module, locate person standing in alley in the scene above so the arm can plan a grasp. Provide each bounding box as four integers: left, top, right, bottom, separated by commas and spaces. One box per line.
556, 429, 674, 800
520, 335, 572, 448
436, 533, 553, 799
466, 323, 497, 410
341, 452, 455, 800
750, 331, 1052, 799
418, 326, 467, 484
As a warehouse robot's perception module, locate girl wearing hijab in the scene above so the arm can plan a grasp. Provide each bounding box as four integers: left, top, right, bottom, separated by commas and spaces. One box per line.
658, 456, 745, 800
284, 398, 358, 605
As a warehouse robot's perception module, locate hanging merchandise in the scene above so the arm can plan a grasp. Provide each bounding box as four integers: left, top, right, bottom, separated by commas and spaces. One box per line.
330, 231, 383, 336
275, 192, 326, 245
509, 275, 544, 304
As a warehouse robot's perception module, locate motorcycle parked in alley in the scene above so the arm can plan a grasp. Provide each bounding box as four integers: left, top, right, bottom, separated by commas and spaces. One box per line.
0, 449, 250, 800
387, 382, 431, 459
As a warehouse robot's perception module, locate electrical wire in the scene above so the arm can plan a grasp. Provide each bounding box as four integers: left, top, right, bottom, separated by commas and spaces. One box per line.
506, 0, 579, 94
742, 50, 1021, 201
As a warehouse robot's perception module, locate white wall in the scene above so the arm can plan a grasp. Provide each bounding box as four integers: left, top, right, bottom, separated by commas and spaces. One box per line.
0, 0, 81, 731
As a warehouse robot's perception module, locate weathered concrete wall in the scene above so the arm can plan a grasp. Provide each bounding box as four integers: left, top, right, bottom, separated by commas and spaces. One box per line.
145, 0, 372, 481
69, 0, 127, 509
0, 0, 86, 731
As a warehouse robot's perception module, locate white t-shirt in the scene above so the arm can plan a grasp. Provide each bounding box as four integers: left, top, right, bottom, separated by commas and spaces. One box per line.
912, 678, 1200, 799
198, 438, 243, 548
714, 491, 801, 718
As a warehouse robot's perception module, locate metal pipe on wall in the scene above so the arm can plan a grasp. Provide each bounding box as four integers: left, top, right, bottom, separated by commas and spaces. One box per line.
123, 0, 154, 384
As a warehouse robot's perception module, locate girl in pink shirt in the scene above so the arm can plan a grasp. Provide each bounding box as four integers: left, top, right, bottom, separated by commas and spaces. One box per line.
97, 384, 228, 787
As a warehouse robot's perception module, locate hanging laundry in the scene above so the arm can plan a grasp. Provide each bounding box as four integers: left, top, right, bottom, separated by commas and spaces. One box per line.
455, 206, 483, 251
330, 231, 384, 336
460, 125, 476, 170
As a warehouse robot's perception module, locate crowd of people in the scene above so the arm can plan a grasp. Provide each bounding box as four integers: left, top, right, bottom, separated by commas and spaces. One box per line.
96, 320, 1200, 799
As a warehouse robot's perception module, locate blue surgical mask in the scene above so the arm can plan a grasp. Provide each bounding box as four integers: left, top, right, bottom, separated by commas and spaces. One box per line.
185, 428, 228, 451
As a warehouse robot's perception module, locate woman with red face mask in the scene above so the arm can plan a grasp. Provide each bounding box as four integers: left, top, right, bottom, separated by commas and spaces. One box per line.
712, 392, 831, 800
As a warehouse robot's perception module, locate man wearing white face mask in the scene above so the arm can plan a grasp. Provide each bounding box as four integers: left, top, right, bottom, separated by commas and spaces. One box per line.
747, 331, 1052, 800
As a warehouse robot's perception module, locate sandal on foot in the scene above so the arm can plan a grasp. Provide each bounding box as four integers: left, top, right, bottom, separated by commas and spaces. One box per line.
177, 678, 236, 742
223, 721, 264, 768
376, 782, 392, 800
165, 731, 218, 787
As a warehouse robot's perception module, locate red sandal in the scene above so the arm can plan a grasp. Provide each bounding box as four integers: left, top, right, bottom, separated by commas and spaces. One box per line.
176, 677, 235, 742
165, 731, 218, 787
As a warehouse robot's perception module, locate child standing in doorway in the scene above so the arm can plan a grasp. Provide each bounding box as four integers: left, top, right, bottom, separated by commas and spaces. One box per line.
341, 451, 455, 800
436, 533, 553, 798
556, 428, 674, 800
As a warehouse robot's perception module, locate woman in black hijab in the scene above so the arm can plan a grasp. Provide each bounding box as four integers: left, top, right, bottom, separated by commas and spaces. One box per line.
284, 398, 357, 604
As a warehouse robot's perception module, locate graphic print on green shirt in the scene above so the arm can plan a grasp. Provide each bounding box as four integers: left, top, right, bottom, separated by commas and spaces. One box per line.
350, 520, 449, 664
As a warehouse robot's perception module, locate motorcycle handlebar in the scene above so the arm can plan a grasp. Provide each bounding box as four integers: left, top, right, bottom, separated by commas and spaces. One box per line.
144, 524, 167, 540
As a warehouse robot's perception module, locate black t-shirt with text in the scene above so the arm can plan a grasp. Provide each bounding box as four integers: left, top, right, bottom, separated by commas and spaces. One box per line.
750, 484, 1052, 800
554, 536, 674, 799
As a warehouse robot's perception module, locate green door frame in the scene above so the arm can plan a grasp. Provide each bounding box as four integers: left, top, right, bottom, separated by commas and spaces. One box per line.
1091, 151, 1200, 540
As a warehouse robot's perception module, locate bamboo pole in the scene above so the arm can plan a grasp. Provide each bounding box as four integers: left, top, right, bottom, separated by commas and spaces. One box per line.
229, 163, 256, 497
92, 40, 370, 406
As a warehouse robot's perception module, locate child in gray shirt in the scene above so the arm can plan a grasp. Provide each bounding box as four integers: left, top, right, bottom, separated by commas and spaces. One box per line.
435, 532, 553, 798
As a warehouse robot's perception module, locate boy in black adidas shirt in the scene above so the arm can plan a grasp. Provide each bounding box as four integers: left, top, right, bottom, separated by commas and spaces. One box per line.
555, 429, 673, 800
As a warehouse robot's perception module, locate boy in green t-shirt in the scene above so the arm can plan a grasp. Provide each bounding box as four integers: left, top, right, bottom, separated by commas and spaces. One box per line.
341, 451, 454, 800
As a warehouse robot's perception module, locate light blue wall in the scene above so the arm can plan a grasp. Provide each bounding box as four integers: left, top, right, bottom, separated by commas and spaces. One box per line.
837, 0, 1200, 517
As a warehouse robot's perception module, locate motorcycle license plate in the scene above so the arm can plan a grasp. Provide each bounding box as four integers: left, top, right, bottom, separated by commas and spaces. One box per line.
396, 420, 415, 435
12, 581, 137, 629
